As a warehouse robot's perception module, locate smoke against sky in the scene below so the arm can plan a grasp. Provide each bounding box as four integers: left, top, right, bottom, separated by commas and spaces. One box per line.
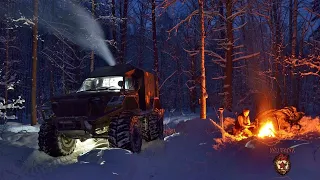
61, 2, 116, 66
5, 0, 116, 66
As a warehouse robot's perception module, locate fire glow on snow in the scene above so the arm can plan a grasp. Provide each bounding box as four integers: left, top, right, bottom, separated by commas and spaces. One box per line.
212, 116, 320, 150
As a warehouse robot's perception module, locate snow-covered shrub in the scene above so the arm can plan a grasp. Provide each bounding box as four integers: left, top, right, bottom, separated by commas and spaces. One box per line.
0, 96, 25, 124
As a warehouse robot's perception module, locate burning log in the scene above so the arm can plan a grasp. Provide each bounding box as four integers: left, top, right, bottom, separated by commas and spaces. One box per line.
211, 106, 318, 151
257, 121, 276, 138
210, 106, 305, 141
255, 106, 305, 132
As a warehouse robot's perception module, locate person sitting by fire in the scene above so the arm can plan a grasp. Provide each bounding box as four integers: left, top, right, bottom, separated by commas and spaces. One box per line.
233, 108, 255, 137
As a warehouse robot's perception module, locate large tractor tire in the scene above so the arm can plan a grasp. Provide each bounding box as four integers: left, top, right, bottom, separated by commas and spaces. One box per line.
38, 122, 76, 157
145, 111, 164, 141
108, 111, 142, 153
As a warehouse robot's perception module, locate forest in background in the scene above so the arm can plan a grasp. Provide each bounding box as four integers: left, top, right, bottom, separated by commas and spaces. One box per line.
0, 0, 319, 124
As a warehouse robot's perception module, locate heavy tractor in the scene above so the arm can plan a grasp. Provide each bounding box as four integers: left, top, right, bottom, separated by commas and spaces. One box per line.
39, 64, 165, 157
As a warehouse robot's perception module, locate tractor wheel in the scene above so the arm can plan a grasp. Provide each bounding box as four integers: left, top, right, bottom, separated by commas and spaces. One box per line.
108, 112, 142, 153
38, 122, 76, 157
145, 111, 164, 141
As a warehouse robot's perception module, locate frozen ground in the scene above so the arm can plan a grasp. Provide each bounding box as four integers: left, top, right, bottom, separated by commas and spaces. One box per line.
0, 114, 320, 180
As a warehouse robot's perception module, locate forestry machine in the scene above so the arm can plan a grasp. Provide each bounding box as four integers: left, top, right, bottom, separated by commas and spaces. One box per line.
39, 64, 164, 157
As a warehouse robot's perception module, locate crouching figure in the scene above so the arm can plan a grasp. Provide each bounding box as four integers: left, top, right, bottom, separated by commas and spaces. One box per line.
233, 109, 255, 137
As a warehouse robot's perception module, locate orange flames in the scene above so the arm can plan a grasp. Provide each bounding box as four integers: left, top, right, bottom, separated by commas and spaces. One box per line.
258, 121, 276, 138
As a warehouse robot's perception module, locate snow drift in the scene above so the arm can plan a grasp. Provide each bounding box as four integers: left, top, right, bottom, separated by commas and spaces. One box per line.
0, 114, 319, 180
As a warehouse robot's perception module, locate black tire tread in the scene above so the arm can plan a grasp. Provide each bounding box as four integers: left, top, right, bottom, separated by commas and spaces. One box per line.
108, 111, 142, 152
145, 111, 164, 141
38, 123, 76, 157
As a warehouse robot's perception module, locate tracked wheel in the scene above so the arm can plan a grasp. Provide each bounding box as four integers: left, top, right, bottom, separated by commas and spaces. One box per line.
38, 122, 76, 157
145, 111, 164, 141
108, 111, 142, 153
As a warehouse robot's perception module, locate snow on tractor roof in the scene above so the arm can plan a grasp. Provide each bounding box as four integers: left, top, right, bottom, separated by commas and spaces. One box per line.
88, 64, 151, 78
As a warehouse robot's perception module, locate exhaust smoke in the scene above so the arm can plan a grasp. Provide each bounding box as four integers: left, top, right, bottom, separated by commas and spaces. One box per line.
59, 2, 116, 66
5, 0, 117, 66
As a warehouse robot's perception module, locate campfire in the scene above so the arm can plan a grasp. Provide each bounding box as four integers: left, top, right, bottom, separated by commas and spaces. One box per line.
257, 121, 276, 138
210, 106, 320, 150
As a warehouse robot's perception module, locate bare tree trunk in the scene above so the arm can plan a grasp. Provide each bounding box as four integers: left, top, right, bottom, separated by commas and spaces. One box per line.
175, 45, 182, 113
292, 0, 298, 58
219, 1, 225, 40
4, 0, 11, 105
49, 0, 55, 98
137, 40, 143, 67
31, 0, 39, 126
190, 55, 196, 113
292, 0, 299, 108
288, 0, 293, 53
218, 1, 225, 107
62, 38, 67, 94
5, 28, 9, 104
137, 2, 146, 67
118, 0, 122, 64
299, 32, 305, 57
224, 0, 233, 111
90, 0, 95, 72
119, 0, 128, 64
282, 63, 287, 106
50, 64, 54, 98
283, 0, 293, 107
112, 0, 117, 56
198, 0, 206, 119
152, 0, 160, 97
271, 0, 281, 108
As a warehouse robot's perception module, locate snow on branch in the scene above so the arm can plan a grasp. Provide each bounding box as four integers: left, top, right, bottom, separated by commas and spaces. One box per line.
211, 26, 226, 32
159, 70, 178, 89
97, 15, 122, 23
227, 6, 247, 20
205, 50, 226, 62
304, 7, 320, 18
184, 48, 199, 56
105, 39, 117, 49
0, 96, 25, 120
212, 76, 226, 80
232, 52, 260, 62
250, 10, 270, 20
40, 51, 77, 83
232, 51, 244, 56
185, 80, 196, 91
0, 73, 16, 88
233, 45, 244, 49
167, 10, 199, 34
212, 61, 226, 68
284, 55, 320, 77
232, 22, 247, 31
233, 65, 247, 69
204, 11, 226, 21
159, 0, 178, 12
12, 16, 35, 26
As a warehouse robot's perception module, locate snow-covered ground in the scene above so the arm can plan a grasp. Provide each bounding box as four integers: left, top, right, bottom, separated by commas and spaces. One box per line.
1, 114, 320, 180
